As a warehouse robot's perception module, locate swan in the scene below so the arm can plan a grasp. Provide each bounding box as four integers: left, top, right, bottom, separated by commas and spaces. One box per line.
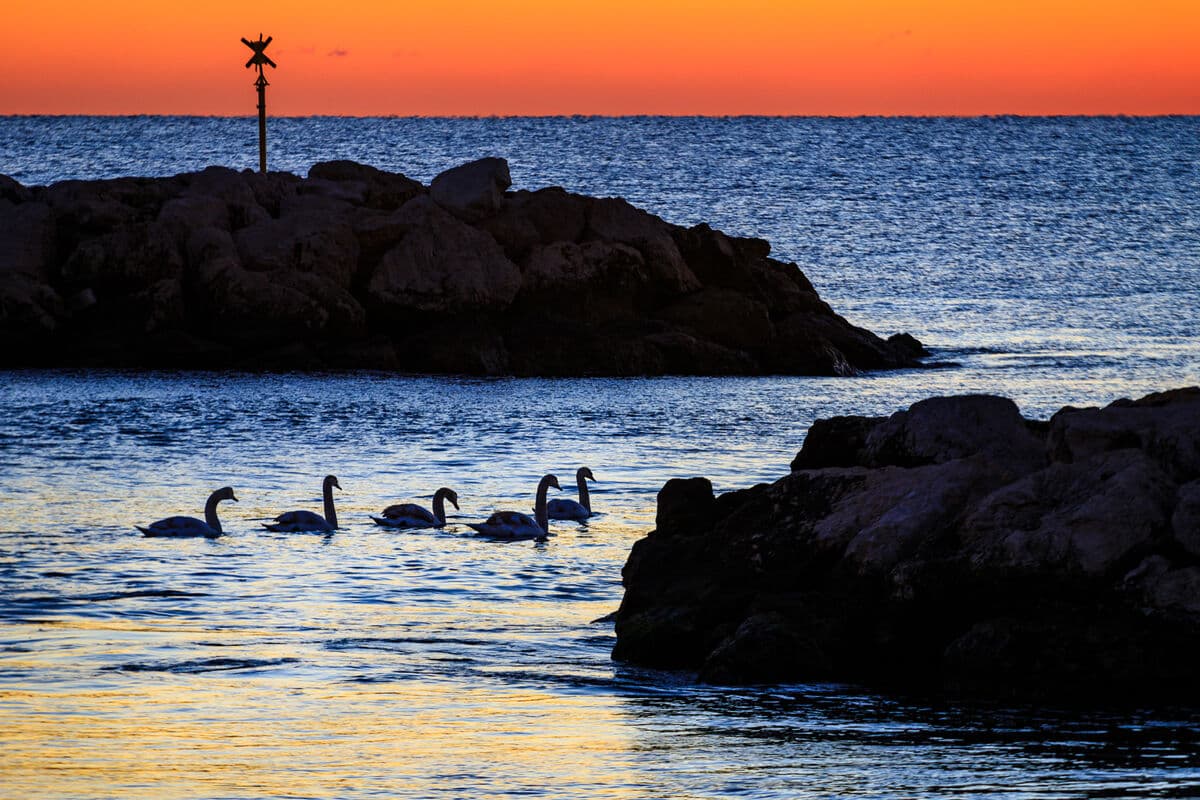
547, 466, 595, 520
137, 486, 237, 538
468, 474, 560, 541
372, 487, 459, 529
264, 475, 341, 532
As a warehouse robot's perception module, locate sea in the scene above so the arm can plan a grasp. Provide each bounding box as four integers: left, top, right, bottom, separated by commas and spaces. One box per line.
1, 116, 1199, 798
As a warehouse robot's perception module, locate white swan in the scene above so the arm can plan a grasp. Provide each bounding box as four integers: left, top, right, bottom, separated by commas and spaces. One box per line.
547, 466, 595, 520
138, 486, 237, 538
468, 474, 560, 541
264, 475, 341, 532
372, 487, 459, 529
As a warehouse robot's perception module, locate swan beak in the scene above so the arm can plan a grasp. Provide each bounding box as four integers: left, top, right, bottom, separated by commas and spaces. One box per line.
451, 498, 460, 510
231, 494, 239, 502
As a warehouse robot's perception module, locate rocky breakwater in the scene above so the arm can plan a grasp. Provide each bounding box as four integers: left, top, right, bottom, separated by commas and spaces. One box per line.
0, 158, 923, 374
613, 388, 1200, 702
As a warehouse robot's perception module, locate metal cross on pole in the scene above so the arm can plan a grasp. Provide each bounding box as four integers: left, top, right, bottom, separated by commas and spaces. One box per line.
241, 33, 276, 173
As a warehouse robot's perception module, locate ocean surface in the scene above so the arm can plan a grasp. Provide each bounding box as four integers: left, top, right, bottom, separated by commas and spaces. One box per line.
2, 117, 1199, 798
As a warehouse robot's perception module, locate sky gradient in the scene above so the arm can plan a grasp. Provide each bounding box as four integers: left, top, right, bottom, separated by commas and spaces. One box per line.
2, 1, 1198, 115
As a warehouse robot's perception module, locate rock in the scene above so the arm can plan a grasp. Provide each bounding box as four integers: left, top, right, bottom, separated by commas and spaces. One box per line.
0, 272, 63, 352
655, 288, 772, 352
1049, 388, 1200, 478
656, 477, 716, 533
234, 211, 360, 289
0, 174, 30, 203
0, 201, 55, 280
430, 157, 511, 222
613, 388, 1200, 701
791, 415, 880, 470
367, 196, 521, 314
863, 395, 1047, 471
479, 187, 589, 260
309, 161, 423, 210
0, 159, 926, 376
1173, 480, 1200, 557
182, 168, 268, 230
888, 332, 928, 358
586, 197, 701, 295
517, 241, 649, 323
192, 257, 330, 347
700, 612, 831, 684
962, 449, 1174, 576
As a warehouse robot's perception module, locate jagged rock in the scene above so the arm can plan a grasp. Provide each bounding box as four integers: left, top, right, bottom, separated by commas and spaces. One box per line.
182, 168, 268, 230
614, 388, 1200, 702
0, 158, 925, 374
0, 272, 63, 343
367, 196, 521, 314
517, 241, 648, 323
309, 161, 423, 211
862, 395, 1046, 471
1173, 480, 1200, 558
586, 197, 701, 295
234, 210, 359, 289
61, 221, 183, 291
430, 157, 511, 222
655, 288, 772, 351
0, 201, 55, 280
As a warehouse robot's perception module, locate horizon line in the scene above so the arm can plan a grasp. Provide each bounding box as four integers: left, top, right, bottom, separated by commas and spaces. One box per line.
3, 112, 1199, 120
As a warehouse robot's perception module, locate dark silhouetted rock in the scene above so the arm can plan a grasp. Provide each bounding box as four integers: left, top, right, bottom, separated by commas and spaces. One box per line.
0, 158, 926, 373
367, 196, 521, 314
430, 157, 511, 222
613, 388, 1200, 703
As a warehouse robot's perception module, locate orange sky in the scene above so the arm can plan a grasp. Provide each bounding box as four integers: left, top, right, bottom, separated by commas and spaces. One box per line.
1, 0, 1198, 115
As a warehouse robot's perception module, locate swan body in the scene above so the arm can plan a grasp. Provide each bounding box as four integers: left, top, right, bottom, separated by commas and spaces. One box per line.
264, 475, 341, 532
546, 466, 595, 521
138, 487, 237, 538
373, 487, 459, 529
469, 475, 560, 541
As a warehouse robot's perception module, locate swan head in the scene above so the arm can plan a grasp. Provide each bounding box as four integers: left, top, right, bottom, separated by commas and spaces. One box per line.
578, 467, 596, 483
542, 474, 561, 491
214, 486, 238, 503
324, 475, 342, 491
439, 484, 460, 510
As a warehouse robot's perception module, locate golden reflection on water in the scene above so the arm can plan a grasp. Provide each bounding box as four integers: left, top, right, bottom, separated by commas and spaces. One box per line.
3, 634, 641, 799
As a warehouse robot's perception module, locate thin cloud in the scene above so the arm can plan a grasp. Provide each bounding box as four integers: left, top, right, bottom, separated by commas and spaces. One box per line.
328, 48, 349, 57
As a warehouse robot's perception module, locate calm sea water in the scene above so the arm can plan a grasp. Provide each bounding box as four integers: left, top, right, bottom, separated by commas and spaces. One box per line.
2, 117, 1199, 798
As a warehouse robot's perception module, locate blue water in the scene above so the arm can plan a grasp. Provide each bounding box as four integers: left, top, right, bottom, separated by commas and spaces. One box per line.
1, 117, 1199, 798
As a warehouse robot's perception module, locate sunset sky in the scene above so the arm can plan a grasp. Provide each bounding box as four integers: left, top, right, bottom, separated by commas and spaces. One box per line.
2, 0, 1198, 115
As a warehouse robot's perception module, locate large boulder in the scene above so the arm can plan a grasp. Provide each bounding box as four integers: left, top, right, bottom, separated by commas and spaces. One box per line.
0, 201, 55, 280
367, 196, 521, 315
614, 388, 1200, 702
309, 160, 423, 211
430, 157, 511, 222
234, 210, 360, 289
586, 197, 701, 295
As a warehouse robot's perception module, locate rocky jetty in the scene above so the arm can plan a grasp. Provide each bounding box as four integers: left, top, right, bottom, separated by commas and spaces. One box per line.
0, 159, 923, 374
613, 388, 1200, 703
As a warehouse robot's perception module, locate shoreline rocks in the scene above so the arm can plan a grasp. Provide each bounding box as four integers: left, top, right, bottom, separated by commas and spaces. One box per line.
612, 388, 1200, 703
0, 159, 923, 375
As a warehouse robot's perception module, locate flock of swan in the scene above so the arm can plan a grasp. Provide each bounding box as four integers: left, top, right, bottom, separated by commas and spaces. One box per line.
136, 467, 597, 542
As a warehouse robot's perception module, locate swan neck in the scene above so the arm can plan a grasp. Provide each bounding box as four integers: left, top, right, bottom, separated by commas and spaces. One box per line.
433, 491, 446, 524
535, 483, 550, 534
324, 482, 338, 529
577, 473, 591, 512
204, 494, 223, 533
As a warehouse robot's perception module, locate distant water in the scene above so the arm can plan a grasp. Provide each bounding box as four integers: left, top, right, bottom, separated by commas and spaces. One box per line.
2, 117, 1200, 798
